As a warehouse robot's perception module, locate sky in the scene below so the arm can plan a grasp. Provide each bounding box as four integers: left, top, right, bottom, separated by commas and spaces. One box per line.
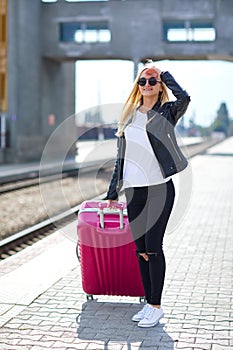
75, 59, 233, 128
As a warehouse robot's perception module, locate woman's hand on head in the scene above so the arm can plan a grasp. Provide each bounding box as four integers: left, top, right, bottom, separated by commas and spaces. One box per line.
155, 67, 162, 80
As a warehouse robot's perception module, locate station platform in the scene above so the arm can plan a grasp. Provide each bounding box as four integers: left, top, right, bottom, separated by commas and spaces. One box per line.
0, 137, 203, 184
0, 137, 233, 349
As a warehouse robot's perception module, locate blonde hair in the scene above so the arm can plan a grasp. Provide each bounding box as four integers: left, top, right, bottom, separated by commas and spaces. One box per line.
116, 60, 169, 137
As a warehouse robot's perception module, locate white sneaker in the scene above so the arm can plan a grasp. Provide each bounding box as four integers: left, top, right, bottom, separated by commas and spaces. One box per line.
131, 304, 150, 322
138, 306, 164, 327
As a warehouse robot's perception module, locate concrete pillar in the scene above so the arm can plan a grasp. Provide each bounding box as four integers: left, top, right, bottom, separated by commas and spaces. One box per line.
7, 0, 76, 163
133, 60, 140, 79
41, 59, 76, 160
7, 0, 42, 162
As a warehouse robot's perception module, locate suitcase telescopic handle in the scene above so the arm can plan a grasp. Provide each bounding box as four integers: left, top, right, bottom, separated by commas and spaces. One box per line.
98, 202, 124, 229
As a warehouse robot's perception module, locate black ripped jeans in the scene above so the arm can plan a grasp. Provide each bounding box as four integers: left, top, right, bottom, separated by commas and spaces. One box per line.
125, 180, 175, 305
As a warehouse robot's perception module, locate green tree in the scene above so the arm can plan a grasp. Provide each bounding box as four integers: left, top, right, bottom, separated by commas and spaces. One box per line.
212, 102, 230, 136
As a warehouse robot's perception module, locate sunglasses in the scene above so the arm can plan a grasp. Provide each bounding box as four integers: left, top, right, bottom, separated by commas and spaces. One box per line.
137, 77, 162, 86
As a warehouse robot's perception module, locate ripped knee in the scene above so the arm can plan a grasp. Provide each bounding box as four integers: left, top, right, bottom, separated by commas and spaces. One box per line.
147, 252, 158, 257
136, 251, 149, 262
136, 251, 160, 262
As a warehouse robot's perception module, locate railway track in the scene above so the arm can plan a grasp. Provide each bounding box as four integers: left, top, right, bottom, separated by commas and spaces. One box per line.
0, 172, 75, 195
0, 203, 82, 260
0, 137, 216, 195
0, 160, 114, 195
0, 137, 223, 260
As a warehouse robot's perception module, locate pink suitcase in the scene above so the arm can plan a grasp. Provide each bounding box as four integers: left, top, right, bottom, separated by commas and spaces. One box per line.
77, 201, 145, 299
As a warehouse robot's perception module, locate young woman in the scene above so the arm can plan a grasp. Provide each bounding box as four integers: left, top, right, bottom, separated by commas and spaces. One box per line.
105, 59, 190, 327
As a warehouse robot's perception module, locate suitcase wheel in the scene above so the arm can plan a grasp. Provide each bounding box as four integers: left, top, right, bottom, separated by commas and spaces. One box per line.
86, 294, 94, 301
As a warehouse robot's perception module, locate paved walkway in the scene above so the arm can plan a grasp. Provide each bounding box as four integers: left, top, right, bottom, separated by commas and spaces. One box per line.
0, 137, 233, 349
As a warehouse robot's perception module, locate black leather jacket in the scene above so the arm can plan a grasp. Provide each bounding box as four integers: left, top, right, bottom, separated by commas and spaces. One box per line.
105, 71, 191, 200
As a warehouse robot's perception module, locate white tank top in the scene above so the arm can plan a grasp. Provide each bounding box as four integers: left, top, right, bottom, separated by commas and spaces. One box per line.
123, 110, 170, 188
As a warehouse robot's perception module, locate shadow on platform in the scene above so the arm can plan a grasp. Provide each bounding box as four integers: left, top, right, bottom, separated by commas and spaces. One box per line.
76, 300, 174, 349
